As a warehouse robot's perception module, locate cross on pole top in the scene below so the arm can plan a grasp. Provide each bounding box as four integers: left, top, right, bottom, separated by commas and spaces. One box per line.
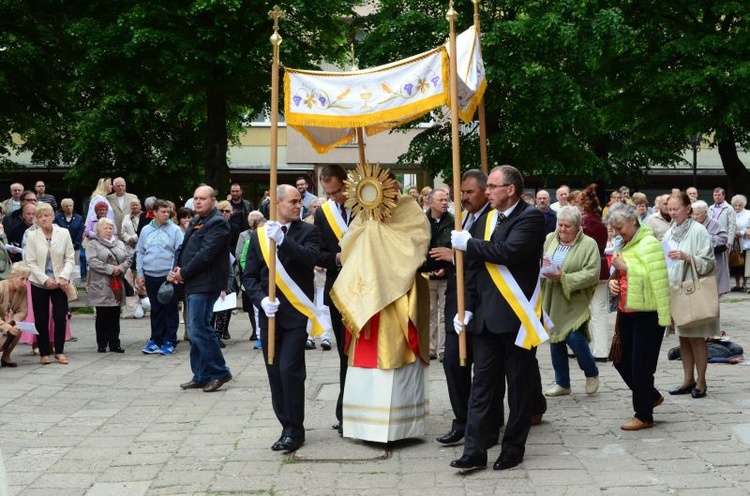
269, 5, 285, 32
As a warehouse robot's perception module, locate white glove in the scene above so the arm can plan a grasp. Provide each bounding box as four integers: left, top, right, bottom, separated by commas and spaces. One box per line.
261, 297, 280, 318
451, 230, 471, 252
265, 221, 285, 246
453, 311, 473, 335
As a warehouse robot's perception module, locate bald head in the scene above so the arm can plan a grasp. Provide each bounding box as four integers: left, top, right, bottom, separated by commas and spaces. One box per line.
193, 185, 217, 216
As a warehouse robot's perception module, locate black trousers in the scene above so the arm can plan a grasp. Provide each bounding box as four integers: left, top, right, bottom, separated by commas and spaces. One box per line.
330, 303, 347, 424
614, 311, 664, 423
463, 332, 537, 464
443, 290, 504, 436
95, 306, 121, 350
262, 325, 307, 438
31, 284, 69, 356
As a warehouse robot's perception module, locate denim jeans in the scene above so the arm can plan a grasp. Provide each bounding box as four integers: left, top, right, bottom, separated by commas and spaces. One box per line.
186, 292, 230, 383
145, 274, 179, 345
549, 326, 599, 389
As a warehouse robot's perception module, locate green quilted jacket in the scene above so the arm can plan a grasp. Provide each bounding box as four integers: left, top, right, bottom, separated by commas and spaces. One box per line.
617, 226, 671, 326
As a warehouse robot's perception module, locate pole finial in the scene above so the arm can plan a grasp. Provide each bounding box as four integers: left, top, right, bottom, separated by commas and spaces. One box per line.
269, 5, 285, 32
446, 0, 458, 22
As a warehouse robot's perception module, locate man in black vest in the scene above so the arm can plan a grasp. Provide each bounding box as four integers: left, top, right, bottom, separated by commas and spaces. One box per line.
244, 184, 322, 452
313, 164, 350, 434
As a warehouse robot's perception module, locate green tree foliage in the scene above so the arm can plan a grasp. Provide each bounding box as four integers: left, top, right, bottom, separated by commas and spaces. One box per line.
0, 0, 354, 197
355, 0, 750, 192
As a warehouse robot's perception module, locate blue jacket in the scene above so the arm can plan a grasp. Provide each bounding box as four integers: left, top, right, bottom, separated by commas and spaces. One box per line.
136, 220, 184, 277
54, 212, 84, 249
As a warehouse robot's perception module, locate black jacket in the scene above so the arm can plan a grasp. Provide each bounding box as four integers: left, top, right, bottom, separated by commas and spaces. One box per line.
313, 205, 344, 306
464, 200, 545, 335
176, 208, 230, 294
243, 220, 322, 331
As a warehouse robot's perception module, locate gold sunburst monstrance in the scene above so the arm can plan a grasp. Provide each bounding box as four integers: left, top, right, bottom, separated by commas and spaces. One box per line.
343, 162, 399, 222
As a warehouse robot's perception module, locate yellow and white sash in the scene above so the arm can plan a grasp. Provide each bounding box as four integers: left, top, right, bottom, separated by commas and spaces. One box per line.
320, 200, 349, 241
483, 210, 552, 349
257, 226, 332, 338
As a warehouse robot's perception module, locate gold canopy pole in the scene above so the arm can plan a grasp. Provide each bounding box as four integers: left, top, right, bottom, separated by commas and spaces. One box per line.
267, 5, 284, 365
472, 0, 488, 174
446, 1, 467, 366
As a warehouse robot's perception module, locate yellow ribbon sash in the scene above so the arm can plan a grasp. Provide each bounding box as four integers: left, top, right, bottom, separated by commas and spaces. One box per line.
483, 210, 552, 349
257, 226, 332, 338
320, 200, 348, 241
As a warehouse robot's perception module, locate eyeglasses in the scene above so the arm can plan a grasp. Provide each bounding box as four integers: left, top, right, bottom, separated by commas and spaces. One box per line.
221, 209, 232, 213
486, 183, 512, 191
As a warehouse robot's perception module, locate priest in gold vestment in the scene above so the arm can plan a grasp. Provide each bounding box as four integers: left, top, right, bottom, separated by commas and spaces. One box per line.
331, 170, 431, 443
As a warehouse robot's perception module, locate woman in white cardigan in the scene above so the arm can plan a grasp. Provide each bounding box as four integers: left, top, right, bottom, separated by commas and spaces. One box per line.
24, 203, 75, 365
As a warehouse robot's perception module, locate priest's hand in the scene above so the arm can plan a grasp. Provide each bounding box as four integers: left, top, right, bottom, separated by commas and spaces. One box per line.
261, 296, 280, 318
453, 311, 473, 335
451, 230, 471, 252
265, 221, 285, 246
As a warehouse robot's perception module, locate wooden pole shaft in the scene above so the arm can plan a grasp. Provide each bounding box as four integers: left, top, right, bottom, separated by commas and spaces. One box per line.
446, 3, 467, 366
267, 8, 284, 365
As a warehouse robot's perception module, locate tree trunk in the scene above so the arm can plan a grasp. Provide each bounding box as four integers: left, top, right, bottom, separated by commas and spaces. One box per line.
718, 136, 750, 197
205, 86, 229, 198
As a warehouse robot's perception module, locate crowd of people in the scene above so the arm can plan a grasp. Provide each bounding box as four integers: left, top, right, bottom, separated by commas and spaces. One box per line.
0, 171, 742, 474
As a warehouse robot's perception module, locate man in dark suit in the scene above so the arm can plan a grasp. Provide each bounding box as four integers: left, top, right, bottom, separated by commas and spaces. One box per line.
430, 169, 500, 446
170, 185, 232, 393
313, 164, 350, 434
449, 165, 546, 472
244, 184, 322, 453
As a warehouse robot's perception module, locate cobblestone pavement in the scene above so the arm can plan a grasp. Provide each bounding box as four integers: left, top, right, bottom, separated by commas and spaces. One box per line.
1, 292, 749, 495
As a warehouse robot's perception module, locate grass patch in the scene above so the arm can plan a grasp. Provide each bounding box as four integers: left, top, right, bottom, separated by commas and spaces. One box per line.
71, 306, 95, 314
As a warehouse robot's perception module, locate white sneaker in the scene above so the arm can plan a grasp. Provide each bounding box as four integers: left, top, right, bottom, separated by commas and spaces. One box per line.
545, 384, 572, 397
586, 376, 599, 395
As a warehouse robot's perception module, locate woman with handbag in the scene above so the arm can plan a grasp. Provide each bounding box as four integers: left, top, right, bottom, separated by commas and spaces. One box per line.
86, 217, 132, 353
730, 195, 750, 291
606, 203, 670, 431
663, 192, 716, 399
24, 202, 76, 365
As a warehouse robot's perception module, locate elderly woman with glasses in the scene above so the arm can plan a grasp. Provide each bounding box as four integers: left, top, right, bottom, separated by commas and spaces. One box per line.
541, 206, 602, 397
730, 195, 750, 291
0, 262, 32, 367
24, 202, 75, 365
86, 217, 132, 353
692, 200, 730, 296
606, 203, 670, 431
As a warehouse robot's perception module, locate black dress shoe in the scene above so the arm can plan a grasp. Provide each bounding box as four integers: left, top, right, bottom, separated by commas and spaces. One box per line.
217, 338, 226, 348
97, 348, 107, 353
436, 429, 464, 445
272, 436, 304, 452
1, 359, 18, 368
669, 382, 697, 395
203, 374, 232, 392
450, 455, 486, 471
691, 387, 707, 398
222, 331, 231, 340
493, 453, 523, 470
180, 380, 207, 390
110, 347, 125, 353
